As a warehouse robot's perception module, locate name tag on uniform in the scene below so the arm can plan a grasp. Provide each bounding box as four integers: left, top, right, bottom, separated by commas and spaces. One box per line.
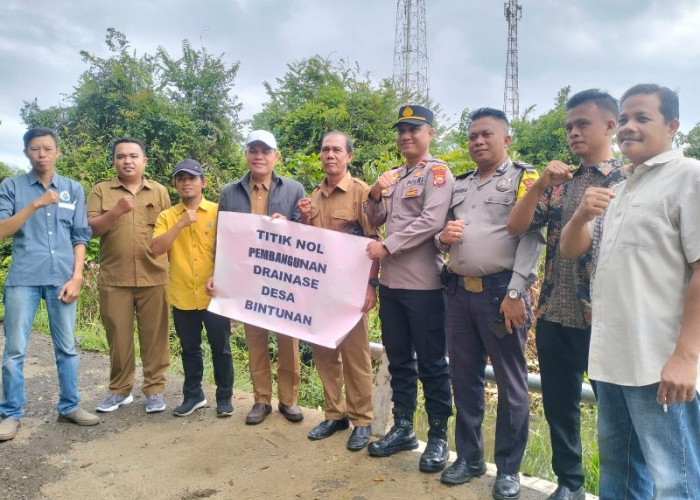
58, 202, 76, 210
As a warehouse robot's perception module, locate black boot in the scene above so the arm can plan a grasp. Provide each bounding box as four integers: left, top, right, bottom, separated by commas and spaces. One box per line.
419, 418, 449, 472
368, 417, 419, 457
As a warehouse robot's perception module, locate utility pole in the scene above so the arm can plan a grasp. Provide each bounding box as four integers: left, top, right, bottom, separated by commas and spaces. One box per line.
393, 0, 429, 103
503, 0, 522, 121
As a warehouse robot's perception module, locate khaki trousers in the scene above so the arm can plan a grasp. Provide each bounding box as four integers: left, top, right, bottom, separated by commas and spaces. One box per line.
244, 324, 300, 405
311, 314, 374, 426
99, 285, 170, 396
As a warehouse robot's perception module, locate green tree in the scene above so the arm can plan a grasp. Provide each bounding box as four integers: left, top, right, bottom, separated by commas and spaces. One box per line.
677, 122, 700, 160
20, 29, 245, 198
510, 86, 576, 169
252, 55, 402, 189
0, 160, 19, 182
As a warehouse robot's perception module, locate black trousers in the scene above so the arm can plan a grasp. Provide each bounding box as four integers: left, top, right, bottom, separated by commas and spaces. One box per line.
172, 307, 233, 402
378, 286, 452, 423
536, 319, 594, 490
446, 282, 531, 474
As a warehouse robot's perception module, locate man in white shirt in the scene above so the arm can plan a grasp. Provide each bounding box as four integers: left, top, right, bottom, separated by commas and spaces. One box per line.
561, 84, 700, 500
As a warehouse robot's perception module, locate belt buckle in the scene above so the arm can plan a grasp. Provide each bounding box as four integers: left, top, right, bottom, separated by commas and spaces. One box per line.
463, 277, 483, 293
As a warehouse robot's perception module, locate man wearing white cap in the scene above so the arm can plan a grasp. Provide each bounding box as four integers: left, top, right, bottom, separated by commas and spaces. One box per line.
206, 130, 306, 425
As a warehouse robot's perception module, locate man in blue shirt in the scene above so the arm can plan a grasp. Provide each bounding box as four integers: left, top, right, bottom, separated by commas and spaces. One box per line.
0, 127, 99, 442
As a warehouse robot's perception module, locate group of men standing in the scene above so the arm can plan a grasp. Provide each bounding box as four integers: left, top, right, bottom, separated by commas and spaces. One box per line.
0, 82, 698, 500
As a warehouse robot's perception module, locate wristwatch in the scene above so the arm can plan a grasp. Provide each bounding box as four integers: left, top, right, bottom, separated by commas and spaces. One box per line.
368, 278, 380, 288
507, 288, 522, 300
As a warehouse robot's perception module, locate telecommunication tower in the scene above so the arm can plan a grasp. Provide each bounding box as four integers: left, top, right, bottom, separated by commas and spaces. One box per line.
393, 0, 429, 102
503, 0, 522, 121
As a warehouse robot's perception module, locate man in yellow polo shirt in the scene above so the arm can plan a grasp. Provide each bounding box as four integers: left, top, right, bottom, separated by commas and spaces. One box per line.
152, 159, 234, 417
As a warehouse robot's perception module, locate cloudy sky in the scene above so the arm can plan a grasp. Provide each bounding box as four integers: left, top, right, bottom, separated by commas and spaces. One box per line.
2, 0, 699, 169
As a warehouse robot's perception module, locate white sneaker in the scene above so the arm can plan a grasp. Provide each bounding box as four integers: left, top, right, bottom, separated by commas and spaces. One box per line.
95, 393, 134, 413
146, 393, 166, 413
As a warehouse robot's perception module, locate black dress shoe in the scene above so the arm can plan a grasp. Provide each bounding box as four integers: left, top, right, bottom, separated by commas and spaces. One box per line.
419, 436, 449, 472
308, 417, 350, 440
346, 425, 371, 451
367, 418, 418, 457
440, 457, 487, 485
493, 472, 520, 500
278, 403, 304, 422
547, 485, 585, 500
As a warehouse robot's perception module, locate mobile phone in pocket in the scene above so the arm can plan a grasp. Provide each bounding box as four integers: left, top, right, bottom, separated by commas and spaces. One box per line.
488, 314, 509, 339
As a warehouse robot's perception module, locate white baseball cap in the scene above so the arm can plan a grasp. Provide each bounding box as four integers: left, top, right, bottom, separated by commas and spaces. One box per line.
246, 130, 277, 150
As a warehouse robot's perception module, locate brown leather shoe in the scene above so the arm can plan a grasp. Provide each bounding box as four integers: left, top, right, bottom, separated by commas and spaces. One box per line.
278, 402, 304, 422
245, 403, 272, 425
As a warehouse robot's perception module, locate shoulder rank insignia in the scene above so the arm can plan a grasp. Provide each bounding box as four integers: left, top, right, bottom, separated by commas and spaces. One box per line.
431, 165, 447, 187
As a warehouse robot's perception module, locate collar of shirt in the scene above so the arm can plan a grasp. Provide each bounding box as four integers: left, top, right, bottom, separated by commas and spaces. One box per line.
249, 176, 271, 192
107, 176, 158, 192
573, 157, 624, 178
27, 169, 58, 188
632, 148, 682, 175
467, 158, 511, 183
401, 153, 433, 177
320, 171, 352, 196
172, 197, 214, 215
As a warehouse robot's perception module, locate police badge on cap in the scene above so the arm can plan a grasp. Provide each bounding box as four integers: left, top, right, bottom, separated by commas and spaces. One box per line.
394, 105, 434, 127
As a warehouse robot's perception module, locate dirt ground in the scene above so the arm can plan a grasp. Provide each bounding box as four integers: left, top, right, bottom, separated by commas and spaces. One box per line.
0, 331, 567, 500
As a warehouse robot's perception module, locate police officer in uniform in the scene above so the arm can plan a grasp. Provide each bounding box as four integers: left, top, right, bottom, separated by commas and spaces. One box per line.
437, 108, 543, 500
365, 105, 454, 473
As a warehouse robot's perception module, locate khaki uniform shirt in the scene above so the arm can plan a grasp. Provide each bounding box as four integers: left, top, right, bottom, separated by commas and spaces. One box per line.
438, 158, 543, 293
365, 154, 453, 290
87, 177, 170, 286
153, 198, 218, 310
309, 172, 378, 238
249, 177, 271, 216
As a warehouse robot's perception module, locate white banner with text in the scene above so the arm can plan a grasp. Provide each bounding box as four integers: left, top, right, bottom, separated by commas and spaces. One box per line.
208, 212, 373, 348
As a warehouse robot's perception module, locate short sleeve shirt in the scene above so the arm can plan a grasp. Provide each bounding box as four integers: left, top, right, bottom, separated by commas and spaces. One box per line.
153, 198, 218, 310
364, 154, 454, 290
87, 177, 170, 286
530, 158, 627, 328
445, 159, 542, 292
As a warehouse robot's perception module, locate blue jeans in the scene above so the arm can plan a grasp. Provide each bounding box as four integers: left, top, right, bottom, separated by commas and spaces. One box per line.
0, 285, 81, 419
597, 381, 700, 500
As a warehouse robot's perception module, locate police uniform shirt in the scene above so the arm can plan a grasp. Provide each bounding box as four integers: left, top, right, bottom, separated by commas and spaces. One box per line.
365, 153, 453, 290
442, 158, 542, 293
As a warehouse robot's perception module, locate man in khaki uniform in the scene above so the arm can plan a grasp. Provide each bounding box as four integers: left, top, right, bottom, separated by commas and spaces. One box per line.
298, 131, 379, 451
88, 138, 171, 414
207, 130, 306, 425
365, 105, 454, 473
